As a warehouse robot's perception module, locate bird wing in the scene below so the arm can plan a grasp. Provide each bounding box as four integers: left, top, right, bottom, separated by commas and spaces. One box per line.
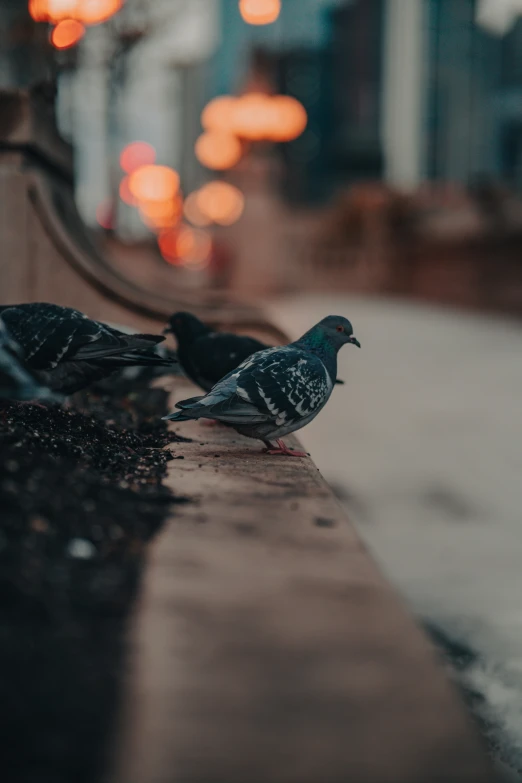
175, 346, 330, 425
0, 304, 164, 369
233, 346, 331, 425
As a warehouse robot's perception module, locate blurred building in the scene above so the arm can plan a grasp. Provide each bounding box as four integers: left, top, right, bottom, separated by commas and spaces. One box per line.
386, 0, 522, 190
2, 0, 522, 229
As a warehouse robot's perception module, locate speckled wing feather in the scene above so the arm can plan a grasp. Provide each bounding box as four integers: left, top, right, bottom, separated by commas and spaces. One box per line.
0, 304, 164, 370
173, 346, 331, 427
233, 346, 331, 426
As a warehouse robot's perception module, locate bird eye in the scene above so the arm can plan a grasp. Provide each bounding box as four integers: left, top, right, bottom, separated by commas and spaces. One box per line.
336, 325, 344, 333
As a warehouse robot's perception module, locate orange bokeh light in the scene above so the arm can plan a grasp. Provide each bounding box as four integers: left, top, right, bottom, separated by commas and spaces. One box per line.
119, 141, 156, 174
139, 197, 182, 230
157, 228, 178, 263
29, 0, 52, 21
268, 95, 308, 141
119, 176, 137, 205
128, 165, 180, 202
239, 0, 281, 25
159, 226, 212, 269
183, 191, 212, 227
30, 0, 123, 25
197, 182, 245, 226
195, 131, 242, 171
177, 227, 212, 268
77, 0, 123, 25
47, 0, 79, 21
232, 92, 275, 140
51, 19, 85, 49
95, 198, 113, 230
201, 96, 238, 133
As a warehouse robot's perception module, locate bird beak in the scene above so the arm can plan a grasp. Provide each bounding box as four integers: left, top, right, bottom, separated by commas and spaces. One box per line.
349, 336, 361, 348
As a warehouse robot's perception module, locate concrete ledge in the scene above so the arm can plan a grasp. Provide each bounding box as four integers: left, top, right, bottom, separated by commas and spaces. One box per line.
111, 378, 495, 783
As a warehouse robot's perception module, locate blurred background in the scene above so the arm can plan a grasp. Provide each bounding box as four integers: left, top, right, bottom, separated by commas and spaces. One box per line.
3, 0, 522, 778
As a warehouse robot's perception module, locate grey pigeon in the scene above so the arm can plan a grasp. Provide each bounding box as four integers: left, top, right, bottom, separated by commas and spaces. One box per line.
0, 317, 58, 402
0, 303, 174, 395
164, 311, 345, 392
163, 315, 360, 456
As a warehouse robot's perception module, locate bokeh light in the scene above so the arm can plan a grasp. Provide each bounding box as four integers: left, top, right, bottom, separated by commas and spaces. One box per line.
158, 226, 212, 269
29, 0, 124, 25
232, 92, 274, 140
47, 0, 78, 21
268, 95, 308, 141
119, 176, 137, 205
138, 196, 182, 231
195, 131, 242, 171
50, 19, 85, 49
29, 0, 52, 21
119, 141, 156, 174
157, 228, 178, 263
77, 0, 123, 25
128, 165, 180, 202
239, 0, 281, 26
199, 92, 308, 145
197, 182, 245, 226
183, 191, 212, 227
95, 199, 113, 230
201, 96, 238, 133
176, 227, 212, 268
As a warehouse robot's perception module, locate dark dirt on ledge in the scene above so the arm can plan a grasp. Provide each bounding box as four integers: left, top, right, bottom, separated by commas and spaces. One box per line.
0, 376, 189, 612
0, 375, 190, 783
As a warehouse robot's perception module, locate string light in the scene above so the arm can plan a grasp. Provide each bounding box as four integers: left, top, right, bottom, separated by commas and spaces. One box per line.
119, 141, 156, 174
183, 191, 212, 227
128, 165, 180, 202
51, 19, 85, 49
195, 131, 242, 170
119, 176, 137, 205
239, 0, 281, 26
197, 182, 245, 226
29, 0, 124, 26
201, 96, 238, 133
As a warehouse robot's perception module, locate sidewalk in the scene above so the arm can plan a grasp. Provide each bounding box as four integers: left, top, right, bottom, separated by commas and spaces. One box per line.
269, 294, 522, 778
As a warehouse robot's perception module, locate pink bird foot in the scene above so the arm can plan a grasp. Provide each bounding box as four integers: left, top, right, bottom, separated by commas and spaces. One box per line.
264, 439, 308, 457
201, 419, 220, 427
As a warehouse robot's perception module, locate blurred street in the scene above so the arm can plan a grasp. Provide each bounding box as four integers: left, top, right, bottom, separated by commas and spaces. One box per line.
273, 294, 522, 773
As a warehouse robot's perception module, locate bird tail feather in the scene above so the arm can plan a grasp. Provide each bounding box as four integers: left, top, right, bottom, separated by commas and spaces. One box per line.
162, 410, 194, 422
177, 395, 205, 408
162, 395, 205, 421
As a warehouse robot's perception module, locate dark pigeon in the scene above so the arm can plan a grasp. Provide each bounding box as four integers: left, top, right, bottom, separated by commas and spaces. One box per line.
164, 311, 268, 392
165, 311, 345, 391
0, 303, 174, 395
0, 317, 58, 402
163, 315, 360, 456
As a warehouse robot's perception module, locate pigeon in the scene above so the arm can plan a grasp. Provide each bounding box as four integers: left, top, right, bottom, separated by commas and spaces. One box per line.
163, 315, 360, 456
164, 311, 345, 391
0, 303, 174, 395
164, 311, 268, 392
0, 317, 58, 402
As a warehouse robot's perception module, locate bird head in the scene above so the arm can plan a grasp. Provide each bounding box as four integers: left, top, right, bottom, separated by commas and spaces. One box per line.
163, 312, 211, 343
316, 315, 361, 350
